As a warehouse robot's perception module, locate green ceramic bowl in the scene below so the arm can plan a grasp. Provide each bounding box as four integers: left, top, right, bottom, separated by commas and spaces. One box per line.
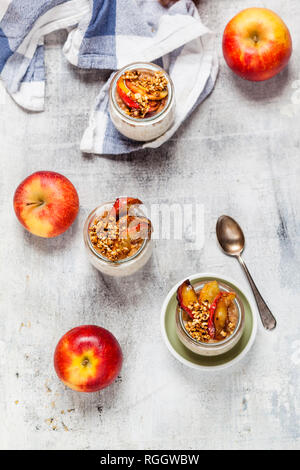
161, 273, 257, 370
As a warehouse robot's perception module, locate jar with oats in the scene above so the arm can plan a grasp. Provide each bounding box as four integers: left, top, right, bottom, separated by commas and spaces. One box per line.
176, 279, 245, 356
109, 62, 175, 141
83, 197, 153, 277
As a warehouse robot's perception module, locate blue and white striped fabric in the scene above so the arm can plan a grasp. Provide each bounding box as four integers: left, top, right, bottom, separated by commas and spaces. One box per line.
0, 0, 218, 154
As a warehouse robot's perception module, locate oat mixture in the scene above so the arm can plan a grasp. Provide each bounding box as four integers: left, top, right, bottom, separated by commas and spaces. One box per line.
184, 300, 211, 342
89, 211, 149, 262
116, 68, 168, 119
184, 297, 237, 343
124, 69, 168, 95
177, 279, 239, 343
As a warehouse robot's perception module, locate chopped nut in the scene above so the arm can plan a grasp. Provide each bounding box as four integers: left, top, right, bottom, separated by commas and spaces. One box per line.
185, 300, 211, 343
183, 294, 236, 343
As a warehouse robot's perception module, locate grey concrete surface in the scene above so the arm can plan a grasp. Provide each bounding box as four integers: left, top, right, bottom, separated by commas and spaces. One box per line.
0, 0, 300, 449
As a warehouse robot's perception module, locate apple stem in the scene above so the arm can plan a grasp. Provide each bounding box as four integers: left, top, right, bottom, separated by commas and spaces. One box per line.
26, 201, 44, 206
81, 358, 89, 367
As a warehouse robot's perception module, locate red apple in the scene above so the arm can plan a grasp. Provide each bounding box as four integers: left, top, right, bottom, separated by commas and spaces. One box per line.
54, 325, 123, 393
223, 8, 292, 81
13, 171, 79, 238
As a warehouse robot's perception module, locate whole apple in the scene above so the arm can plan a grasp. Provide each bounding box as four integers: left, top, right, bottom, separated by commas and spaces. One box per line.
223, 8, 292, 81
13, 171, 79, 238
54, 325, 123, 393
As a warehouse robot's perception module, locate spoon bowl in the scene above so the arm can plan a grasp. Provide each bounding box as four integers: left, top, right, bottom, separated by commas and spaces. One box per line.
216, 215, 245, 256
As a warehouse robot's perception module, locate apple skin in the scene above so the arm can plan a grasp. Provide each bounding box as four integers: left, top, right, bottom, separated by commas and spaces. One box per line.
13, 171, 79, 238
54, 325, 123, 393
223, 8, 292, 81
176, 280, 198, 319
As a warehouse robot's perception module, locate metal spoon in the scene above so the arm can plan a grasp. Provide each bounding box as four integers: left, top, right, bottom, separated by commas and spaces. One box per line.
216, 215, 276, 330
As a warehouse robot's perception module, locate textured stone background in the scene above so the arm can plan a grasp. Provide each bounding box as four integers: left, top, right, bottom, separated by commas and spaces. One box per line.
1, 0, 300, 449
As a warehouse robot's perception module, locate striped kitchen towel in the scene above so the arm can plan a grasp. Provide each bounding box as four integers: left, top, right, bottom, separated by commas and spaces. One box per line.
0, 0, 218, 154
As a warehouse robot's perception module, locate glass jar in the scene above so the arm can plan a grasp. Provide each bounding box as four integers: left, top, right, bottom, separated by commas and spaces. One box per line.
109, 62, 175, 141
176, 281, 245, 357
83, 202, 153, 277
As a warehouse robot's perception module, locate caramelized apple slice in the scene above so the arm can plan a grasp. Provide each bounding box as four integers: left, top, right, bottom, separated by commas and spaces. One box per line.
119, 216, 152, 243
177, 280, 198, 318
118, 237, 132, 255
208, 292, 223, 338
214, 292, 236, 337
199, 280, 220, 305
109, 197, 142, 221
128, 216, 152, 242
117, 78, 140, 109
125, 79, 168, 101
146, 100, 160, 116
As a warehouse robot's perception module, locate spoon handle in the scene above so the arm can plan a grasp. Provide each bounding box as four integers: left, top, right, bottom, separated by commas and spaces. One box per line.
237, 255, 277, 330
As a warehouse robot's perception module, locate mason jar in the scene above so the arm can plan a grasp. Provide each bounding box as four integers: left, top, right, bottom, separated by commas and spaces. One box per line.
176, 280, 245, 356
83, 201, 153, 277
109, 62, 175, 141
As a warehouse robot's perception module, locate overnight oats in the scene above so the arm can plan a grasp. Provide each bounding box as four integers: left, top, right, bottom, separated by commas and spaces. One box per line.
83, 197, 153, 277
176, 279, 245, 356
109, 62, 175, 141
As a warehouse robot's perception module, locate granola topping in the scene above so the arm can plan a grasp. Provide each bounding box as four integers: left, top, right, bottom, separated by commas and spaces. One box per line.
116, 68, 169, 119
184, 300, 211, 343
88, 198, 152, 262
124, 69, 168, 94
177, 279, 239, 343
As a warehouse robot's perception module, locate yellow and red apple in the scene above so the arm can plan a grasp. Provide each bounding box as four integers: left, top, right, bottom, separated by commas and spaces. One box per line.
13, 171, 79, 238
223, 8, 292, 81
54, 325, 123, 393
